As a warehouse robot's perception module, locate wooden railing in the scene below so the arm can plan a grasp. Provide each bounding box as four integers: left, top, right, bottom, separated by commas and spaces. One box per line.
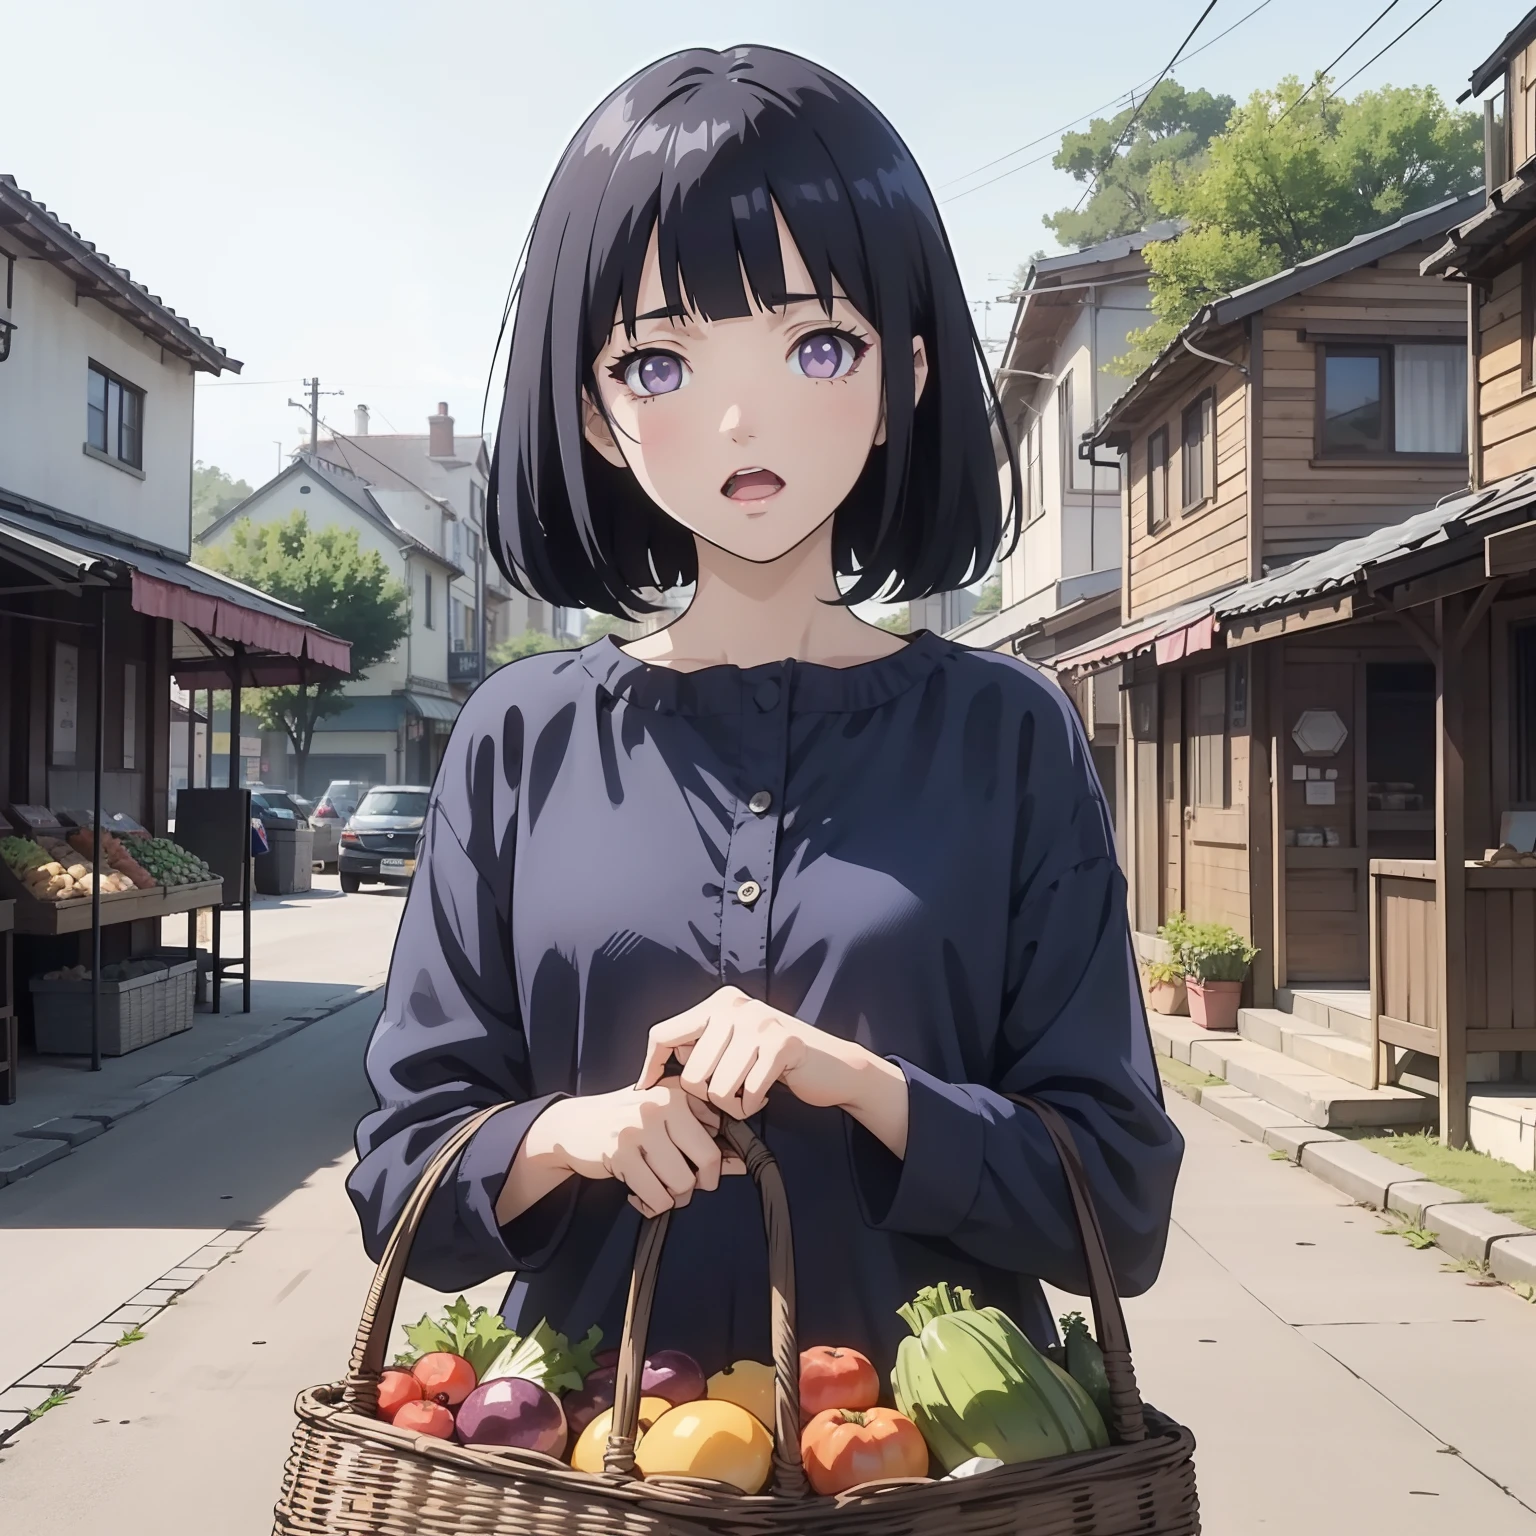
1369, 858, 1536, 1090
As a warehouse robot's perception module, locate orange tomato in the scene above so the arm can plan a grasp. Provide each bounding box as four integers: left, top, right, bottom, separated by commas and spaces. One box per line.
377, 1369, 423, 1421
800, 1407, 929, 1496
391, 1400, 456, 1440
412, 1352, 478, 1407
798, 1346, 879, 1422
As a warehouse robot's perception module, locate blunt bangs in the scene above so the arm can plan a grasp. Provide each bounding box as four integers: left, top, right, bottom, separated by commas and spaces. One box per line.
488, 46, 1019, 615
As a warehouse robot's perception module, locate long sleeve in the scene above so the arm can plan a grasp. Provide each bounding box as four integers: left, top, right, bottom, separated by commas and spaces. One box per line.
848, 685, 1183, 1299
345, 718, 574, 1293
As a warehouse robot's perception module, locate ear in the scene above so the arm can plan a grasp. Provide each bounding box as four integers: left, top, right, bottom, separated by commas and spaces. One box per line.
874, 336, 929, 448
583, 392, 628, 468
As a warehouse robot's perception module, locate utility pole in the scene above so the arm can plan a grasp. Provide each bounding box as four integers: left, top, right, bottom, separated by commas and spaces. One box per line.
287, 378, 343, 452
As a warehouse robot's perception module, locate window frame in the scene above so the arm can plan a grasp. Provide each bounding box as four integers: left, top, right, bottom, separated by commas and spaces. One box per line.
1191, 665, 1230, 810
1024, 419, 1045, 526
85, 360, 145, 470
1523, 252, 1536, 392
1057, 371, 1075, 495
1180, 390, 1215, 512
1315, 340, 1467, 461
423, 571, 434, 630
1145, 426, 1170, 533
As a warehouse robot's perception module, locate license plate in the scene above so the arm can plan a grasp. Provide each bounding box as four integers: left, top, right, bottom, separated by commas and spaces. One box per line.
381, 858, 415, 875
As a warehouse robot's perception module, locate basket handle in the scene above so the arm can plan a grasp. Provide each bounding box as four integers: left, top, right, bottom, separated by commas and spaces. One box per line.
601, 1114, 807, 1497
1006, 1093, 1147, 1444
341, 1102, 507, 1413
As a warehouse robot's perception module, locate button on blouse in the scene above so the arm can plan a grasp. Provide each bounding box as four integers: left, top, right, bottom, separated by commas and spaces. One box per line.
347, 630, 1182, 1377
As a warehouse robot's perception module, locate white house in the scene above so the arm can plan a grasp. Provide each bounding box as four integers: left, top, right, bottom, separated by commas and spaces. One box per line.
954, 222, 1180, 839
196, 452, 464, 791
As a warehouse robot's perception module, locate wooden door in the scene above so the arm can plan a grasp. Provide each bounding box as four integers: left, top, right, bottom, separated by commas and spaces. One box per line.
1161, 671, 1184, 921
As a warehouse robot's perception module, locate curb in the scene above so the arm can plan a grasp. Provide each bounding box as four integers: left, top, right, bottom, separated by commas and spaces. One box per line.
0, 1226, 259, 1447
0, 985, 381, 1190
1158, 1067, 1536, 1296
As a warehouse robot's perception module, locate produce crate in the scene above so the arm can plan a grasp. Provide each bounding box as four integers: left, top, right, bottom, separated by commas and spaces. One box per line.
30, 960, 197, 1056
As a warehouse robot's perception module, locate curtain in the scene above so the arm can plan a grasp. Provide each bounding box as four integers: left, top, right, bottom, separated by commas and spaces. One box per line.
1394, 344, 1467, 454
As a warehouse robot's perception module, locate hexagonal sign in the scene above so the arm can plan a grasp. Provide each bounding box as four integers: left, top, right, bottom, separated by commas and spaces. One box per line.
1292, 709, 1348, 757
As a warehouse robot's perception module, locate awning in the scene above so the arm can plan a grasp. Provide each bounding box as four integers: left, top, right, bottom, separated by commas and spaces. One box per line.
0, 497, 351, 683
1054, 592, 1225, 676
405, 692, 461, 723
1154, 613, 1216, 665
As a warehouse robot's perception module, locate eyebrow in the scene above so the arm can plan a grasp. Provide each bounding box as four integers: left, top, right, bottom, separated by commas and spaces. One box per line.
624, 292, 852, 327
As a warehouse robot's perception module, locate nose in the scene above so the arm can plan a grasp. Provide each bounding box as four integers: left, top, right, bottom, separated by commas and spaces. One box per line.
718, 402, 754, 444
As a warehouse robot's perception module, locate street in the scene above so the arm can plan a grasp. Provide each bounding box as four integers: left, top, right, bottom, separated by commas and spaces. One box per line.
1, 883, 1533, 1534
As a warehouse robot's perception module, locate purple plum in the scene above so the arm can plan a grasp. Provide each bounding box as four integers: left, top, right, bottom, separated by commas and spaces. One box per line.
564, 1350, 705, 1435
455, 1377, 567, 1457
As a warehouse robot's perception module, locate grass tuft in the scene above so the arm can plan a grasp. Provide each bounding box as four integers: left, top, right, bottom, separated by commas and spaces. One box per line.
1356, 1132, 1536, 1230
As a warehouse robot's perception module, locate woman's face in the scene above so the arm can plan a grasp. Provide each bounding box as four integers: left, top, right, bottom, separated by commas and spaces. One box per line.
584, 206, 928, 565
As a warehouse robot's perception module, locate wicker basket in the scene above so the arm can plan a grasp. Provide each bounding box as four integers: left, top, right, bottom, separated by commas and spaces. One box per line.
273, 1096, 1199, 1534
30, 960, 196, 1056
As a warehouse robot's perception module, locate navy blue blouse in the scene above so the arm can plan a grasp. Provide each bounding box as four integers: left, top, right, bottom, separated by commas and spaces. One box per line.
348, 630, 1182, 1377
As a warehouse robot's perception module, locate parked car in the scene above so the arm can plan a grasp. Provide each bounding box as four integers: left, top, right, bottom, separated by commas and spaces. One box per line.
338, 785, 430, 893
313, 780, 371, 825
246, 787, 306, 828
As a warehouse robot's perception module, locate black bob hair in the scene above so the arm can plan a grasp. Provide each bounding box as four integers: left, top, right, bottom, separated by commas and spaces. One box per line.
487, 44, 1020, 615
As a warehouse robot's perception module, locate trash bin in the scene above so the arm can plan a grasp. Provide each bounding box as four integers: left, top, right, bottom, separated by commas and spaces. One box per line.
253, 824, 315, 895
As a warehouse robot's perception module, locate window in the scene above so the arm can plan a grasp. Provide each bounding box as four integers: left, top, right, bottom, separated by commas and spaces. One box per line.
86, 363, 144, 469
1057, 372, 1075, 492
1024, 422, 1044, 524
1514, 622, 1536, 802
1192, 668, 1229, 809
1146, 427, 1170, 532
1180, 391, 1214, 509
1320, 342, 1467, 457
423, 572, 434, 629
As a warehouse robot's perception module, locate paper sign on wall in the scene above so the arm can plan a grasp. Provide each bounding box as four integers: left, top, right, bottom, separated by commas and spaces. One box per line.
52, 642, 79, 763
1305, 780, 1336, 806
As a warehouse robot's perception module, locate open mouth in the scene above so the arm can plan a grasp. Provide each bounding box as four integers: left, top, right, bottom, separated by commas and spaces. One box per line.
722, 467, 785, 503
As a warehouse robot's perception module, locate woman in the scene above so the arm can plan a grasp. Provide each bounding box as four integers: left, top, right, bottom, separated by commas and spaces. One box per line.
348, 45, 1181, 1381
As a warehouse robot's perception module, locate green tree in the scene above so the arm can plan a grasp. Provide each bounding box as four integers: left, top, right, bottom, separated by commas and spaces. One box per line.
489, 630, 571, 667
1045, 81, 1234, 252
874, 608, 910, 635
199, 512, 410, 790
580, 612, 629, 643
192, 461, 255, 535
973, 575, 1001, 614
1116, 79, 1481, 373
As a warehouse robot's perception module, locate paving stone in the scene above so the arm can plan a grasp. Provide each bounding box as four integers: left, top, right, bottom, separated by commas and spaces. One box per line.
1263, 1123, 1344, 1161
1489, 1233, 1536, 1288
1422, 1202, 1536, 1264
0, 1139, 70, 1180
0, 1410, 29, 1440
126, 1287, 182, 1307
76, 1325, 132, 1346
15, 1366, 80, 1390
157, 1267, 208, 1285
76, 1095, 151, 1126
1298, 1140, 1408, 1207
106, 1304, 163, 1326
1384, 1180, 1468, 1226
178, 1246, 233, 1269
1199, 1085, 1313, 1144
45, 1342, 115, 1370
132, 1074, 192, 1104
221, 1035, 275, 1063
0, 1383, 59, 1412
180, 1049, 240, 1079
16, 1116, 106, 1146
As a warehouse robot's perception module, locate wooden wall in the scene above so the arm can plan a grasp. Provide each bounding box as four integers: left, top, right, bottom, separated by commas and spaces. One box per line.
1260, 245, 1470, 569
1476, 257, 1536, 486
1126, 359, 1250, 620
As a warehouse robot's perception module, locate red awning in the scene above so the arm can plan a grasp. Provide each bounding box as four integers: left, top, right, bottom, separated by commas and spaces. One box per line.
1056, 621, 1163, 674
1153, 613, 1216, 665
132, 571, 350, 675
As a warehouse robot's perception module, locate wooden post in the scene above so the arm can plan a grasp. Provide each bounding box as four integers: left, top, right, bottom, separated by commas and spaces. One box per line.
1436, 594, 1470, 1147
1269, 640, 1288, 994
1247, 644, 1275, 1007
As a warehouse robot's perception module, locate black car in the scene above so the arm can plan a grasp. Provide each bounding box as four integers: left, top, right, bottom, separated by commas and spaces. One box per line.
338, 785, 430, 893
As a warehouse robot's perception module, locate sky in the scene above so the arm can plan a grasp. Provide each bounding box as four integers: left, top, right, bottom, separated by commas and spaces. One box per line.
3, 0, 1525, 601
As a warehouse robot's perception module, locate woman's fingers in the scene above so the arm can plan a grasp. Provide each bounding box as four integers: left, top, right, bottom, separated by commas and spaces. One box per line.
667, 1101, 724, 1192
676, 1014, 733, 1101
637, 1133, 699, 1208
706, 1036, 760, 1117
611, 1146, 673, 1217
739, 1041, 790, 1118
636, 1005, 706, 1089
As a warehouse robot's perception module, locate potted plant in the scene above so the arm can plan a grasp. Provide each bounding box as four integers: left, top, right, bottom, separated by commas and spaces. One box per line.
1143, 913, 1193, 1015
1183, 923, 1259, 1031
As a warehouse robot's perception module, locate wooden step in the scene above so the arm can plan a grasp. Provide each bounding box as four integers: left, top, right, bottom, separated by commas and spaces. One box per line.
1149, 1012, 1433, 1129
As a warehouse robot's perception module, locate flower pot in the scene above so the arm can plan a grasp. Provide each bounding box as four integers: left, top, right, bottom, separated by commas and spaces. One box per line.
1144, 974, 1188, 1016
1187, 978, 1242, 1031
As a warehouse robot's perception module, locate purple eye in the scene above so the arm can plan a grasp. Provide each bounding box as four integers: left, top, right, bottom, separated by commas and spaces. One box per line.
791, 331, 862, 380
622, 351, 688, 396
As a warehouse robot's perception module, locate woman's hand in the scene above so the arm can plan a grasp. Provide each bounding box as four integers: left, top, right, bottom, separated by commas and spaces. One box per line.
504, 1082, 747, 1223
636, 986, 910, 1156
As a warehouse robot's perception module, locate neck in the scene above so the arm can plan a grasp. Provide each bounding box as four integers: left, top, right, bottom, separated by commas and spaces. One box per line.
632, 519, 899, 670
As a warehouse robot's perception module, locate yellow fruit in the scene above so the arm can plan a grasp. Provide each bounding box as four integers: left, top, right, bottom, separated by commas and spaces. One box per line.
570, 1395, 672, 1474
635, 1399, 773, 1493
706, 1360, 776, 1431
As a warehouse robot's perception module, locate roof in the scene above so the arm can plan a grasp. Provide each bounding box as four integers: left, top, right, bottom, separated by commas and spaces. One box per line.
1470, 6, 1536, 96
320, 693, 461, 731
197, 455, 464, 577
1422, 172, 1536, 279
1026, 221, 1183, 283
1090, 192, 1484, 444
0, 176, 239, 374
313, 433, 491, 497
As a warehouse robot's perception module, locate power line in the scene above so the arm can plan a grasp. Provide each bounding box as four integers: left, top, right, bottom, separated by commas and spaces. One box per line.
1322, 0, 1447, 102
1273, 0, 1403, 128
939, 0, 1274, 198
1068, 0, 1223, 216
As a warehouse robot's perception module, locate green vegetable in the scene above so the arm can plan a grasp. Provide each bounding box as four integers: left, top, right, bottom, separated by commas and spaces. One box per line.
481, 1320, 604, 1395
1060, 1311, 1114, 1427
893, 1283, 1107, 1473
396, 1296, 517, 1379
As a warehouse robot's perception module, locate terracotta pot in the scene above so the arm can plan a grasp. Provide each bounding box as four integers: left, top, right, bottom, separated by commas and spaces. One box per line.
1187, 978, 1242, 1031
1144, 975, 1188, 1017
